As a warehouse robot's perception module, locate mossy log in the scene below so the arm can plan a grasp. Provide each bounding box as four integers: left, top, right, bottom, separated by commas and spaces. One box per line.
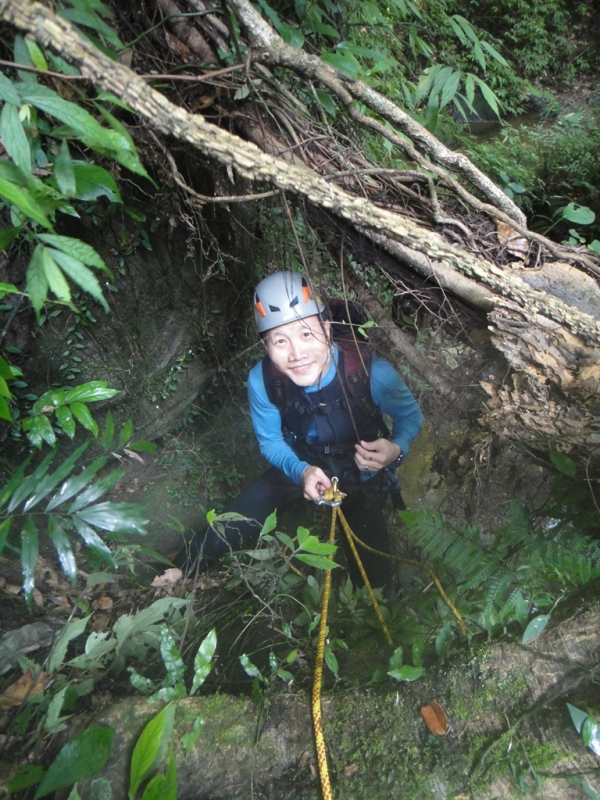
68, 598, 600, 800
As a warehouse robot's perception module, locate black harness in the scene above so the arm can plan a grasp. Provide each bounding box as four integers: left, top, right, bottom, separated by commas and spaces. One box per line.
262, 343, 387, 475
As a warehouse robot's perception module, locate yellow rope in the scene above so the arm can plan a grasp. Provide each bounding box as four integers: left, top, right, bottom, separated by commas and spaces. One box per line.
312, 507, 337, 800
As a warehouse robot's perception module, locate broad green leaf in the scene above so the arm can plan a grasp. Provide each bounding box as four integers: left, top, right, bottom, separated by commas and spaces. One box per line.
0, 228, 21, 251
76, 501, 148, 535
190, 628, 217, 695
0, 375, 11, 399
63, 381, 118, 404
70, 162, 120, 202
324, 644, 339, 677
59, 6, 124, 49
37, 234, 109, 273
0, 518, 10, 555
23, 441, 90, 511
22, 414, 56, 448
113, 597, 187, 653
439, 69, 462, 109
54, 140, 76, 197
24, 38, 48, 71
56, 405, 76, 439
47, 614, 90, 673
8, 449, 55, 512
129, 704, 176, 800
139, 747, 177, 800
413, 64, 443, 108
388, 646, 404, 671
446, 15, 467, 45
48, 517, 77, 583
276, 531, 296, 550
0, 454, 32, 509
561, 202, 595, 225
127, 440, 157, 455
34, 725, 115, 799
0, 102, 31, 172
589, 240, 600, 254
68, 469, 126, 513
473, 41, 486, 72
0, 395, 11, 422
473, 76, 500, 117
315, 89, 336, 117
568, 702, 589, 734
387, 665, 424, 681
129, 667, 157, 695
582, 716, 600, 756
480, 40, 509, 67
5, 764, 45, 794
102, 410, 115, 450
46, 456, 108, 511
47, 248, 108, 311
453, 14, 479, 45
71, 401, 99, 437
21, 516, 39, 604
118, 418, 133, 448
26, 245, 49, 314
239, 653, 264, 681
14, 34, 38, 84
42, 247, 72, 303
0, 177, 52, 230
522, 614, 549, 644
295, 554, 340, 570
0, 72, 21, 105
181, 718, 204, 757
549, 449, 576, 477
148, 684, 187, 704
280, 23, 304, 48
73, 517, 116, 567
320, 53, 360, 79
159, 625, 185, 686
435, 621, 452, 658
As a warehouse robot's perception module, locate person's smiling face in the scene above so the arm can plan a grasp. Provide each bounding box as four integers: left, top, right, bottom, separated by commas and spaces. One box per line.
264, 316, 331, 387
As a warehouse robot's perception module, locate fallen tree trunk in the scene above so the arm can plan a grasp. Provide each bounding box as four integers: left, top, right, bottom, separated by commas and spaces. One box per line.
2, 0, 600, 450
66, 597, 600, 800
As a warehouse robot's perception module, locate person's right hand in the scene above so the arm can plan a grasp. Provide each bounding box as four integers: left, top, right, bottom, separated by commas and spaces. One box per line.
301, 465, 331, 502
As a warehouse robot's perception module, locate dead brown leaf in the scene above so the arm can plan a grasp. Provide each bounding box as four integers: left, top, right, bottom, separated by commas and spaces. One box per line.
151, 568, 183, 589
495, 219, 530, 261
93, 596, 114, 611
0, 670, 49, 708
421, 700, 447, 735
343, 764, 359, 778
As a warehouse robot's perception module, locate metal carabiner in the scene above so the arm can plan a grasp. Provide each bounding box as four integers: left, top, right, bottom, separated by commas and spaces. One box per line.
316, 476, 346, 508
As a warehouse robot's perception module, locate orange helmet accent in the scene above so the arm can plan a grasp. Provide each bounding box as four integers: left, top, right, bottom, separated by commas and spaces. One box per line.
302, 285, 311, 303
255, 301, 267, 318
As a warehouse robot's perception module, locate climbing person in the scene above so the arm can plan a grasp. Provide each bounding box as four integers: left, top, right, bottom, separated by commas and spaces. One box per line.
177, 270, 423, 592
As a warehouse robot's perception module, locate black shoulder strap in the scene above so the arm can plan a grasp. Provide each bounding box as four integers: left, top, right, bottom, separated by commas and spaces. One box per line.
262, 355, 288, 409
338, 339, 380, 419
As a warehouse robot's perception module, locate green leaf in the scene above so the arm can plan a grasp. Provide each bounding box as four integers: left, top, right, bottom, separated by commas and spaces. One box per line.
388, 646, 404, 671
160, 625, 185, 686
480, 40, 509, 67
139, 747, 177, 800
387, 665, 424, 681
435, 621, 452, 658
324, 644, 339, 677
37, 234, 110, 273
71, 401, 99, 437
56, 405, 76, 438
24, 38, 48, 71
0, 395, 11, 422
549, 449, 576, 477
320, 52, 360, 79
102, 410, 115, 449
59, 6, 124, 49
315, 89, 336, 117
522, 614, 549, 644
42, 246, 72, 303
70, 162, 121, 202
473, 76, 501, 118
0, 102, 31, 173
22, 414, 56, 449
46, 456, 108, 511
5, 764, 45, 794
0, 228, 21, 251
190, 628, 217, 695
0, 518, 10, 555
568, 702, 589, 734
73, 517, 116, 567
129, 667, 157, 695
129, 704, 176, 800
582, 717, 600, 756
561, 202, 595, 225
0, 375, 11, 400
21, 516, 39, 604
47, 614, 90, 673
127, 440, 157, 455
68, 470, 125, 514
0, 72, 21, 105
0, 454, 32, 510
76, 501, 148, 535
48, 517, 77, 584
54, 140, 76, 197
239, 653, 264, 681
588, 240, 600, 254
181, 718, 204, 758
118, 418, 133, 448
295, 553, 340, 570
63, 381, 118, 404
26, 245, 49, 314
34, 725, 115, 799
47, 248, 108, 311
23, 441, 90, 511
0, 176, 52, 230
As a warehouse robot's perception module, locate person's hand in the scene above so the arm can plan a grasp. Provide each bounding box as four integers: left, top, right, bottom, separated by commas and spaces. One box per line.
301, 466, 331, 502
355, 439, 402, 473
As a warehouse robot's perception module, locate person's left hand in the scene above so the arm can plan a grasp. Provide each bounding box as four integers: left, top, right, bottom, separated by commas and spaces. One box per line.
355, 439, 402, 472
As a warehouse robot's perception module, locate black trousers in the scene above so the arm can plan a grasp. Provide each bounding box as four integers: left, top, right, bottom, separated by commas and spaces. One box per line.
180, 467, 395, 588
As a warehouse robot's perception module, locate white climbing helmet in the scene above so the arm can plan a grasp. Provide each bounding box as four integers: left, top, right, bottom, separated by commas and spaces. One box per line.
253, 271, 325, 333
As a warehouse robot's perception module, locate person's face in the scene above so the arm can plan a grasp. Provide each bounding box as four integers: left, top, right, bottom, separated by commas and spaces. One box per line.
264, 316, 331, 387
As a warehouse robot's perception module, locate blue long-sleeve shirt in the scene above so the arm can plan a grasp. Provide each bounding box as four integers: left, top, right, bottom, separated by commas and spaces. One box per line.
248, 346, 423, 484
